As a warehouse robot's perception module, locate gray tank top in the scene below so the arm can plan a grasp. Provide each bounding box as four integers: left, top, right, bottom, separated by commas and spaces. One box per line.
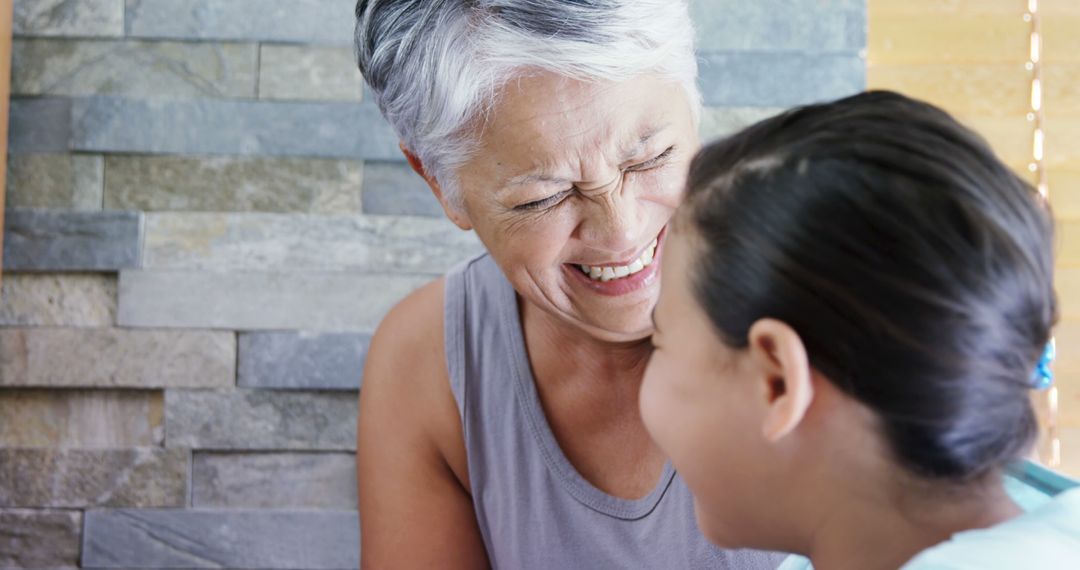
444, 254, 786, 569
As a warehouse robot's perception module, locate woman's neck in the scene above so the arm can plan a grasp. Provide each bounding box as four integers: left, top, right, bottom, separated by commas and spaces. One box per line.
520, 296, 653, 386
806, 473, 1023, 570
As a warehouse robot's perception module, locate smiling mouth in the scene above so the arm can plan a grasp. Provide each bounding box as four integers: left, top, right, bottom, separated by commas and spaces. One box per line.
576, 238, 660, 282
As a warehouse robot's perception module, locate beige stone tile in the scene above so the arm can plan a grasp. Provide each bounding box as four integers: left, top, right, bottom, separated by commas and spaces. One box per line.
0, 273, 116, 327
0, 328, 235, 389
0, 390, 163, 448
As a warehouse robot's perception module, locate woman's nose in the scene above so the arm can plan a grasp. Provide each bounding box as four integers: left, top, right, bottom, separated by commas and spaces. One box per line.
578, 181, 646, 258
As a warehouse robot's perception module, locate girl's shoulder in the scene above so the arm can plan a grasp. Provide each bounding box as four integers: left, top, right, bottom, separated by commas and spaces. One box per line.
784, 463, 1080, 570
902, 485, 1080, 570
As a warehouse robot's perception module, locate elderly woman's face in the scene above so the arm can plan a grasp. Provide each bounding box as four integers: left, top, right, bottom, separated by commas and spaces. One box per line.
453, 72, 699, 341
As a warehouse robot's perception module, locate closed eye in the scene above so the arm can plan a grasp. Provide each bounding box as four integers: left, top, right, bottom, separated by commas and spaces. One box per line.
513, 146, 674, 211
515, 189, 573, 212
628, 146, 675, 172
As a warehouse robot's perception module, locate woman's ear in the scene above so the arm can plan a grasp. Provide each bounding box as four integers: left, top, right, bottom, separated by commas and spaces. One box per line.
400, 143, 474, 231
746, 319, 814, 443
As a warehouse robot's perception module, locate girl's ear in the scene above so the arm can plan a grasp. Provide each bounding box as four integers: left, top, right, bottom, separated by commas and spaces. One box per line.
746, 319, 814, 442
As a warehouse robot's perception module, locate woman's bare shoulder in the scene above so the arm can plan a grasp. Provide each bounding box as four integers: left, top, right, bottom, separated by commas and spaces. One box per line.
369, 277, 447, 371
362, 276, 465, 470
357, 276, 482, 566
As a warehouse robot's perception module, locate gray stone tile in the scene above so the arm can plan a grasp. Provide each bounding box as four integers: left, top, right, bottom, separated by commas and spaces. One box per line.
13, 0, 123, 38
0, 328, 235, 389
697, 52, 866, 107
238, 331, 368, 390
104, 155, 363, 214
0, 273, 116, 327
690, 0, 866, 53
361, 161, 445, 217
166, 390, 357, 450
259, 45, 364, 102
118, 270, 429, 331
0, 390, 164, 448
13, 39, 258, 98
82, 509, 358, 568
0, 448, 187, 508
142, 213, 483, 273
2, 209, 140, 271
6, 153, 103, 210
192, 452, 356, 508
9, 98, 71, 153
71, 97, 400, 159
0, 509, 81, 569
699, 106, 786, 142
125, 0, 355, 45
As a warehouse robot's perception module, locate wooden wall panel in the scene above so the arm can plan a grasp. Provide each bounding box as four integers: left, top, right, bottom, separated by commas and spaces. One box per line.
1050, 171, 1080, 220
871, 0, 1080, 473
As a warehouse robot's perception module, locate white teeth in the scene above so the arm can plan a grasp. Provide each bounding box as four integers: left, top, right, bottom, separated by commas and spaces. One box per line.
579, 238, 660, 283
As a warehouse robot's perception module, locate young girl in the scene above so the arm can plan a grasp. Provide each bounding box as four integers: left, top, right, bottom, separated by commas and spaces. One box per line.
641, 91, 1080, 569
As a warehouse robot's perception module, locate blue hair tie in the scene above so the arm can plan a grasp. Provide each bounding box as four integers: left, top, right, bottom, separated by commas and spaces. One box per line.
1032, 340, 1055, 391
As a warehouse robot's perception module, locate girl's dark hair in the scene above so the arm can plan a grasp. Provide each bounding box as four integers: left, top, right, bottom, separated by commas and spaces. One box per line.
685, 90, 1057, 481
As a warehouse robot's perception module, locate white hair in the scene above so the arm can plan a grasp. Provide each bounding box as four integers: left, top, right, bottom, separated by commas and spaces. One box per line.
354, 0, 701, 202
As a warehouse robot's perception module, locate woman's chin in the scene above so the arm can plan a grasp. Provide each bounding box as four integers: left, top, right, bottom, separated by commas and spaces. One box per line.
570, 311, 656, 344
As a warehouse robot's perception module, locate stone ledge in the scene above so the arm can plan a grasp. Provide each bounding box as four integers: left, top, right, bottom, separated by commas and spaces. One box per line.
82, 509, 359, 568
698, 52, 866, 107
103, 155, 363, 214
6, 153, 104, 210
0, 448, 187, 508
192, 452, 356, 508
166, 390, 357, 450
13, 38, 258, 99
0, 273, 116, 327
690, 0, 865, 53
9, 98, 71, 153
125, 0, 355, 45
0, 390, 164, 448
119, 270, 429, 331
360, 161, 444, 218
2, 209, 141, 272
0, 328, 235, 389
142, 213, 482, 273
70, 97, 399, 159
13, 0, 123, 38
238, 331, 369, 390
699, 106, 787, 142
0, 508, 82, 569
259, 45, 364, 102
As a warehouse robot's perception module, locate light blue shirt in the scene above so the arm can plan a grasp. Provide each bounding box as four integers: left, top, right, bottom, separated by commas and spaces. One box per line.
777, 461, 1080, 570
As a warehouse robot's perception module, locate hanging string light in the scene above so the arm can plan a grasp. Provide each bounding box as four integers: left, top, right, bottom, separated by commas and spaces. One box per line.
1025, 0, 1059, 468
1027, 0, 1049, 199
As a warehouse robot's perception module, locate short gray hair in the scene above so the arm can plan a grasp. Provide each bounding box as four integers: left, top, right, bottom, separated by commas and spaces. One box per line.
354, 0, 701, 201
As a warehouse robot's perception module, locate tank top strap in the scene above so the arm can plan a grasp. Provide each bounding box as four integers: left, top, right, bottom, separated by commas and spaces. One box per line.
443, 254, 471, 422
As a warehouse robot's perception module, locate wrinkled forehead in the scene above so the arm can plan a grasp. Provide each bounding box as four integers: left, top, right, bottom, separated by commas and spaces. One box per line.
470, 71, 692, 176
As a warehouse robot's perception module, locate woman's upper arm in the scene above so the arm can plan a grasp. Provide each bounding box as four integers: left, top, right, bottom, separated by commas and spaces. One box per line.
357, 279, 490, 569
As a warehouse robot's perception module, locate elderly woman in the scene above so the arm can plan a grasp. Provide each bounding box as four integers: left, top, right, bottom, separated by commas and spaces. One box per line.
353, 2, 784, 568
